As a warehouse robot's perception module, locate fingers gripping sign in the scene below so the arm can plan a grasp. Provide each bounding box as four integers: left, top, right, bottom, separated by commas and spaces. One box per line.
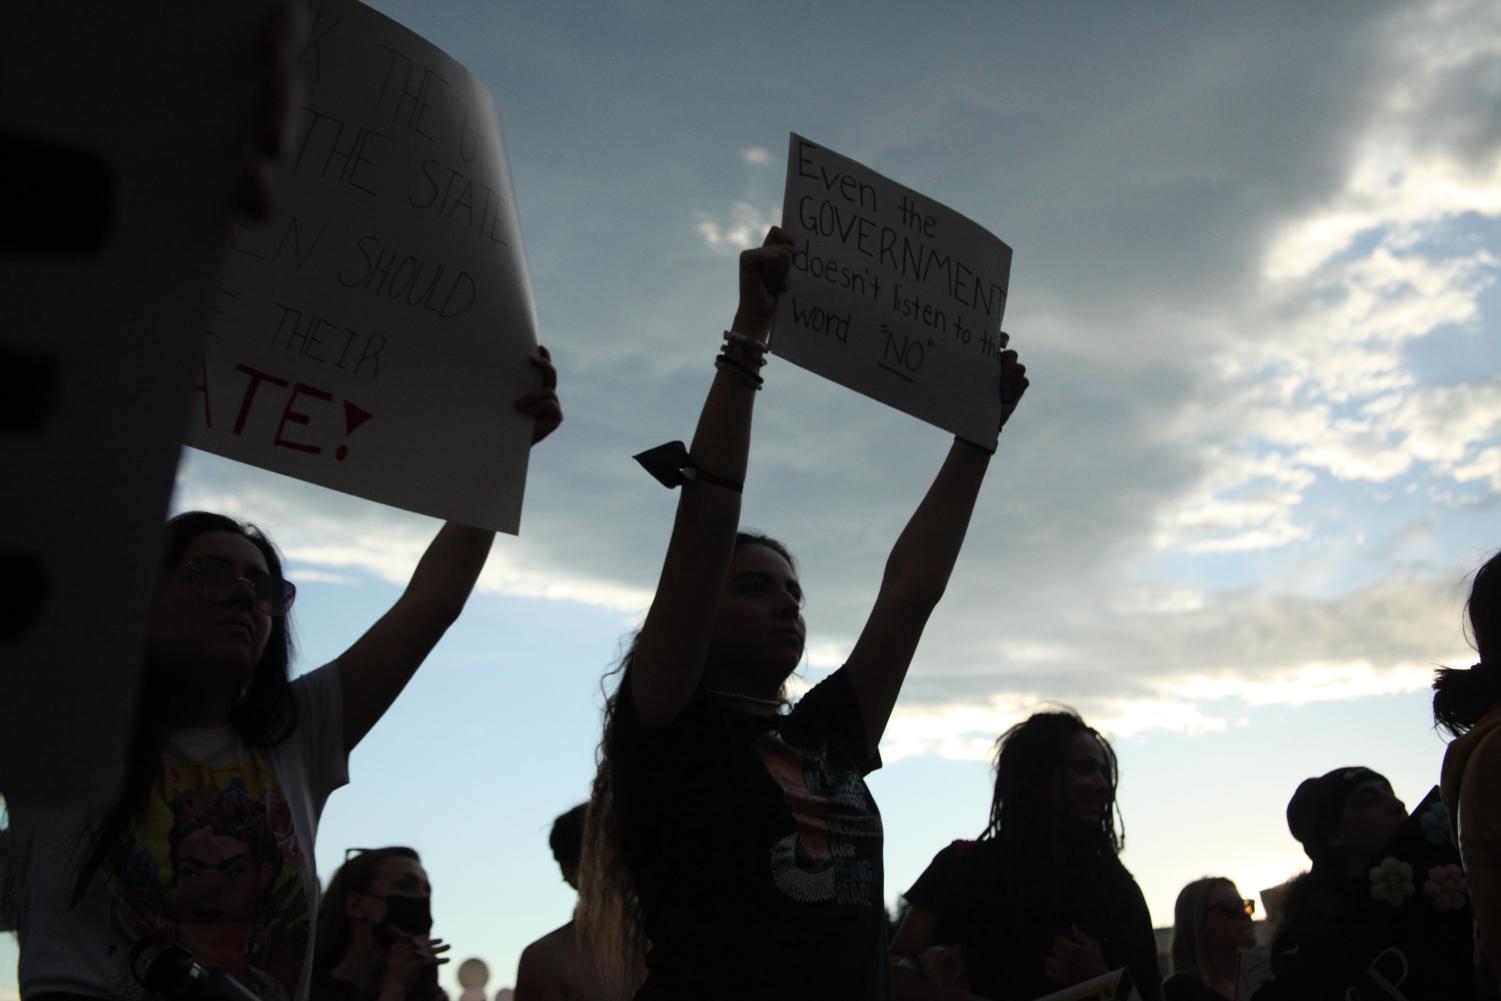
515, 344, 562, 445
734, 226, 796, 341
997, 345, 1029, 433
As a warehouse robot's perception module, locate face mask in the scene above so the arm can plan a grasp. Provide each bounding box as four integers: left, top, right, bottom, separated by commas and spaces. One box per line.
374, 893, 433, 943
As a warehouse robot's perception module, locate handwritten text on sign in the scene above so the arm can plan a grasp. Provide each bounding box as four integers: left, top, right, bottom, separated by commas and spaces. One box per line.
775, 134, 1013, 448
187, 0, 538, 533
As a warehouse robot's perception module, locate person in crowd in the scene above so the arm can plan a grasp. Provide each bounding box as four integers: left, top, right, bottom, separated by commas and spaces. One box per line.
3, 351, 560, 1000
515, 804, 632, 1001
1436, 548, 1501, 990
576, 226, 1029, 1000
889, 709, 1162, 1001
1257, 765, 1475, 1000
1164, 878, 1257, 1001
312, 847, 448, 1001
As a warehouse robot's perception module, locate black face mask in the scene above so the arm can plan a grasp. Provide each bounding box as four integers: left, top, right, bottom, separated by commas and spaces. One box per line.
374, 894, 433, 944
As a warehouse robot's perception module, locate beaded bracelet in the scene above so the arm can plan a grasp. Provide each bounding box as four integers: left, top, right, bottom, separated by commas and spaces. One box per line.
722, 330, 769, 364
715, 353, 764, 389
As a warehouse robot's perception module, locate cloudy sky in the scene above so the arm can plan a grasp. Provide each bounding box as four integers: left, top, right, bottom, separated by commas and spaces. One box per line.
6, 0, 1500, 993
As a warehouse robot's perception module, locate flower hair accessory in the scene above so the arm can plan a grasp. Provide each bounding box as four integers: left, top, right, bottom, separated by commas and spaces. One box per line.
1369, 857, 1415, 907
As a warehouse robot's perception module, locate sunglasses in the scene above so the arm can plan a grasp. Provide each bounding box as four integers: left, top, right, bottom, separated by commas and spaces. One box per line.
184, 556, 296, 616
1208, 898, 1256, 919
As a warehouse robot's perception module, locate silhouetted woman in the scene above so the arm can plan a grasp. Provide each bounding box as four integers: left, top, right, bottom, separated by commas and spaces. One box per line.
890, 709, 1162, 1001
1436, 547, 1501, 989
313, 847, 447, 1001
577, 227, 1029, 1000
1164, 877, 1257, 1001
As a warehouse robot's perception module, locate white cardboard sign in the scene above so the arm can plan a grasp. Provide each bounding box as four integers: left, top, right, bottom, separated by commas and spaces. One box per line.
187, 0, 538, 533
776, 133, 1013, 448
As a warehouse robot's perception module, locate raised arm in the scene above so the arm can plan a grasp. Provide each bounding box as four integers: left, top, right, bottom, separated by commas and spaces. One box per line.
337, 346, 562, 753
844, 352, 1028, 748
628, 229, 793, 728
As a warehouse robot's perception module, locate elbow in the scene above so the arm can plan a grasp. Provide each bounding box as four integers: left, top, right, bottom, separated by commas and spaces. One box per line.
880, 561, 947, 613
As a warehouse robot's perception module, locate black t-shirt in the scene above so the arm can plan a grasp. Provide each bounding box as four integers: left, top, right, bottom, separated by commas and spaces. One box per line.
904, 837, 1163, 1001
613, 667, 888, 1000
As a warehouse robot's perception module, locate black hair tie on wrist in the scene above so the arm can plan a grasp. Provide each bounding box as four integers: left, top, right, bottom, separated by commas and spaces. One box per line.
633, 440, 743, 493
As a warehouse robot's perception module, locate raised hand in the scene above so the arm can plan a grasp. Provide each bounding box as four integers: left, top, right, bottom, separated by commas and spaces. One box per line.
996, 347, 1028, 433
382, 931, 451, 1001
731, 227, 795, 341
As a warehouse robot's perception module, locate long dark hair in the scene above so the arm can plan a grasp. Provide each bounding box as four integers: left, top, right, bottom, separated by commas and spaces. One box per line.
983, 708, 1122, 853
72, 511, 297, 903
578, 531, 795, 990
1434, 549, 1501, 736
314, 847, 422, 969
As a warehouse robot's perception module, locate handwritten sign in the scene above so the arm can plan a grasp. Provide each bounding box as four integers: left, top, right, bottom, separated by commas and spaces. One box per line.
775, 134, 1013, 448
188, 0, 538, 533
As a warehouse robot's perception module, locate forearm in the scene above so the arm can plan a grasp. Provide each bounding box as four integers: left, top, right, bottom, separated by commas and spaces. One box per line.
631, 344, 759, 716
883, 438, 990, 608
402, 521, 495, 622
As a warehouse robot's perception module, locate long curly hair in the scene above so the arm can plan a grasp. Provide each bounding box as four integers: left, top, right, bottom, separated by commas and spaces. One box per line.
577, 531, 795, 991
72, 511, 297, 904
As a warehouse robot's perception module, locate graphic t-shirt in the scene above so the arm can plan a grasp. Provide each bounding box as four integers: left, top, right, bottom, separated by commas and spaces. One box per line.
110, 736, 308, 998
613, 667, 888, 1000
10, 662, 347, 1001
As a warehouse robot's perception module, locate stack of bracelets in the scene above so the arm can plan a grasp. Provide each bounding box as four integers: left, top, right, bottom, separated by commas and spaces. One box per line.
715, 330, 767, 388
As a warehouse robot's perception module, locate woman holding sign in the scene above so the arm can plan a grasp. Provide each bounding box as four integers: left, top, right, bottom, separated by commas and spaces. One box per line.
577, 227, 1028, 999
2, 349, 560, 1001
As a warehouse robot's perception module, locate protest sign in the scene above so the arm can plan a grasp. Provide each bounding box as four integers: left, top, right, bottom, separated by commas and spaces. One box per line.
1, 1, 276, 801
775, 134, 1013, 448
189, 0, 538, 533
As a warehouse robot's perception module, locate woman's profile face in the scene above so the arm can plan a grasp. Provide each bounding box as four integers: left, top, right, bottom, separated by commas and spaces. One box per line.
1058, 730, 1111, 824
346, 855, 433, 926
1202, 882, 1256, 951
149, 530, 274, 695
1333, 778, 1406, 865
707, 544, 806, 692
368, 855, 432, 902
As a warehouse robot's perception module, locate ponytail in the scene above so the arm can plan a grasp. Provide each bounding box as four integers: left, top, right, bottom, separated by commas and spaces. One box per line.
1434, 662, 1501, 737
1434, 549, 1501, 737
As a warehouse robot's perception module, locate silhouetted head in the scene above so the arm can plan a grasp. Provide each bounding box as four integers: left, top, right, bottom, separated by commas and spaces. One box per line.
551, 803, 588, 890
148, 511, 295, 737
1171, 877, 1256, 979
1287, 766, 1405, 874
985, 708, 1120, 852
703, 532, 805, 701
316, 847, 431, 967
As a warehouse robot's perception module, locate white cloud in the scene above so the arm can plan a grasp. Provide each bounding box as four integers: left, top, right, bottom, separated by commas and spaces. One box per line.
739, 146, 772, 165
1151, 0, 1501, 556
694, 201, 779, 252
